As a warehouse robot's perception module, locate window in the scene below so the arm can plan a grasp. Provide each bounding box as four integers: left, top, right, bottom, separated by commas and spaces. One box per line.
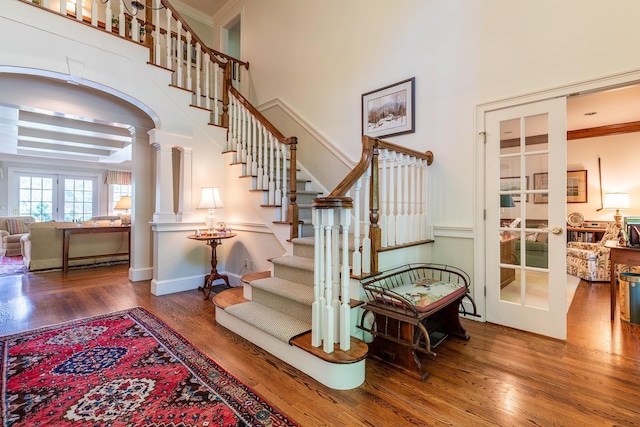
18, 174, 54, 221
12, 171, 99, 222
63, 178, 95, 222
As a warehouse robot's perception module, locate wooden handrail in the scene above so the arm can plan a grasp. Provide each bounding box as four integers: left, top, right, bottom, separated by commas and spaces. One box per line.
158, 0, 249, 70
227, 86, 290, 144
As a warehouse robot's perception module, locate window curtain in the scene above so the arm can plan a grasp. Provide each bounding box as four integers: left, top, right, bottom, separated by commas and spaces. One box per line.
104, 170, 131, 185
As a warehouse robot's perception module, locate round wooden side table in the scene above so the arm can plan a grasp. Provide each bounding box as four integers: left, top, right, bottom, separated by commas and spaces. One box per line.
188, 232, 237, 300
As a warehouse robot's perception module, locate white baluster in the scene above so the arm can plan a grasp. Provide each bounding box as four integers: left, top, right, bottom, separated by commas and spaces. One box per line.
175, 21, 183, 86
165, 9, 172, 71
131, 17, 139, 43
408, 156, 417, 242
351, 179, 362, 276
387, 151, 396, 246
195, 43, 202, 107
204, 54, 211, 111
339, 207, 351, 351
380, 148, 388, 248
91, 0, 98, 27
213, 62, 220, 122
105, 0, 113, 33
311, 208, 324, 348
402, 154, 410, 243
331, 210, 340, 343
323, 209, 335, 354
262, 127, 270, 190
153, 0, 161, 65
59, 0, 65, 14
251, 117, 258, 177
396, 153, 405, 244
280, 144, 288, 221
256, 125, 264, 190
275, 143, 282, 213
75, 0, 82, 21
186, 32, 192, 91
268, 134, 275, 205
421, 158, 429, 240
118, 7, 125, 37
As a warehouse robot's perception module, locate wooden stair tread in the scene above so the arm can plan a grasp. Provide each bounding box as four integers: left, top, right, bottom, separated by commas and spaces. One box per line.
290, 332, 368, 364
212, 287, 247, 309
241, 270, 271, 284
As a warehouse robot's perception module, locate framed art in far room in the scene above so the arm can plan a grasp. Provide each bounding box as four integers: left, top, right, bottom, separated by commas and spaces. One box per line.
533, 172, 548, 204
566, 170, 587, 203
362, 77, 415, 138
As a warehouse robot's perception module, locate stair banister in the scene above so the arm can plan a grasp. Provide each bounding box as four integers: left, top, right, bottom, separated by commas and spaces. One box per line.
312, 135, 434, 353
227, 86, 300, 240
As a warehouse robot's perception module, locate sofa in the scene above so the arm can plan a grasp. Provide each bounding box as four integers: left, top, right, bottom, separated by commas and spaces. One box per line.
0, 216, 36, 257
21, 220, 129, 271
566, 222, 621, 282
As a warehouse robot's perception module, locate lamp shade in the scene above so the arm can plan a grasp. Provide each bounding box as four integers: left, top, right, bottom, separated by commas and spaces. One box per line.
114, 195, 132, 210
197, 187, 224, 209
500, 194, 515, 208
603, 193, 630, 210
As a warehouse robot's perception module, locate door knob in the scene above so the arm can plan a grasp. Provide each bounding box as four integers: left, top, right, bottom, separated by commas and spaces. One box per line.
543, 227, 563, 235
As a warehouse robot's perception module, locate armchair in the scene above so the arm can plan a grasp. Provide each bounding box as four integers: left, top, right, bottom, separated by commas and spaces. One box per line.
566, 222, 621, 282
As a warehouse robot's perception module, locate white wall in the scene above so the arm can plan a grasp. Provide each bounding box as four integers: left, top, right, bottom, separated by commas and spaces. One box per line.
213, 0, 640, 275
568, 133, 640, 222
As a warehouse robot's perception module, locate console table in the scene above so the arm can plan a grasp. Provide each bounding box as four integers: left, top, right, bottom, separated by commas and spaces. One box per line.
56, 225, 131, 273
609, 246, 640, 321
188, 232, 237, 300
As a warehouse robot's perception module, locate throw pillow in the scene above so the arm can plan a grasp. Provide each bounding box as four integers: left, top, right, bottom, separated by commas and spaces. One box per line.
6, 218, 28, 235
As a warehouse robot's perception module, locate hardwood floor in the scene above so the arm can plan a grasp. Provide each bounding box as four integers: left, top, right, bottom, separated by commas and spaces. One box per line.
1, 266, 639, 426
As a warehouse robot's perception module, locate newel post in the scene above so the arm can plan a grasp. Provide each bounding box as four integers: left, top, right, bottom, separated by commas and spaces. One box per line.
221, 62, 231, 128
287, 137, 299, 240
369, 138, 381, 273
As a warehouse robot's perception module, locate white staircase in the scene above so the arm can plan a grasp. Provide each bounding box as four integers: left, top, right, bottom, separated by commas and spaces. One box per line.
214, 236, 368, 390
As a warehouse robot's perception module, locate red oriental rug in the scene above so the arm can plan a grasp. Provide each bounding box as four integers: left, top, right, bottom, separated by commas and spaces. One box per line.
0, 307, 298, 427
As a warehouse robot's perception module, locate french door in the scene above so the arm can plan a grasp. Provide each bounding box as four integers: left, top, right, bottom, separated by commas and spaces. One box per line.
14, 171, 99, 222
485, 97, 567, 339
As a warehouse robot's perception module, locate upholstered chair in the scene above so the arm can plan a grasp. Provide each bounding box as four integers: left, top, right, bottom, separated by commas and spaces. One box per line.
566, 222, 621, 282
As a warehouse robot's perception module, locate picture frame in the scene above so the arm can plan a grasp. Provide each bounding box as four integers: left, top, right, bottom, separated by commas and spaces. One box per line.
362, 77, 415, 138
533, 172, 548, 204
566, 170, 588, 203
500, 176, 529, 202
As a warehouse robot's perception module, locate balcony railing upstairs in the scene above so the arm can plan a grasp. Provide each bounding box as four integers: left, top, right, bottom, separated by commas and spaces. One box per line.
21, 0, 249, 126
311, 135, 433, 353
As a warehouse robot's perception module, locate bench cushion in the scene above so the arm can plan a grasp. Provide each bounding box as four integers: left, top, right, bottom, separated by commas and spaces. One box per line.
377, 279, 466, 312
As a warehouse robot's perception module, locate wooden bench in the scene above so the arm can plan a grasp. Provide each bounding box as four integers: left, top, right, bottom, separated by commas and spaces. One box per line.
357, 263, 477, 380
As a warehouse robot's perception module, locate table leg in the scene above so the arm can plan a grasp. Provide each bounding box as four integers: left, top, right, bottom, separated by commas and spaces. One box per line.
611, 256, 616, 321
62, 229, 70, 273
198, 239, 230, 300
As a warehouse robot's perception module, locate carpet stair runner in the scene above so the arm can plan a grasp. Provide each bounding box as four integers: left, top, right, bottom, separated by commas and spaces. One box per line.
213, 236, 368, 390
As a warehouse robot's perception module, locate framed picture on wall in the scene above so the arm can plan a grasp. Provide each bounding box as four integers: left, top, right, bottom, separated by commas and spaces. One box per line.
567, 170, 588, 203
533, 172, 548, 204
362, 77, 415, 138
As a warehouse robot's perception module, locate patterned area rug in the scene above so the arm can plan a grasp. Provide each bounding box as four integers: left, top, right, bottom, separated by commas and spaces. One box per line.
0, 256, 27, 276
0, 307, 298, 426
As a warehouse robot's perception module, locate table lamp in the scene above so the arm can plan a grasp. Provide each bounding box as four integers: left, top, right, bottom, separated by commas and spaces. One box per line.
604, 193, 629, 225
114, 195, 132, 225
197, 187, 224, 234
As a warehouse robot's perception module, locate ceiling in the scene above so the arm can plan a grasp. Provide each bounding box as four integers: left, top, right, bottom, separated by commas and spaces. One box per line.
177, 0, 227, 17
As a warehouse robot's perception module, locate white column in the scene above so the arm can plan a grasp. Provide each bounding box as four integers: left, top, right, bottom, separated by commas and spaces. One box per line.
175, 147, 193, 222
149, 130, 193, 223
